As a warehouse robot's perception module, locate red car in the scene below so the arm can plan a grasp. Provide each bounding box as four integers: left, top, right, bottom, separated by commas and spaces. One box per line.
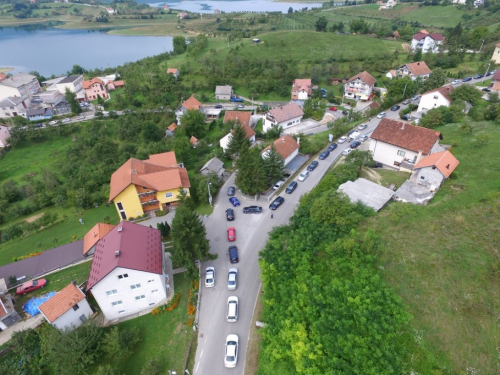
329, 106, 337, 111
227, 227, 236, 242
16, 278, 47, 295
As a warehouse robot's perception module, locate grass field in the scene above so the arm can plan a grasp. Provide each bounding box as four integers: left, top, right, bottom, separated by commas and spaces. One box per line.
362, 120, 500, 372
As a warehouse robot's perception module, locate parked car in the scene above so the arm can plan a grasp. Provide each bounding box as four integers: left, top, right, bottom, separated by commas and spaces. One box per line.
358, 134, 368, 142
462, 77, 472, 82
35, 123, 43, 128
227, 227, 236, 242
371, 162, 383, 168
342, 148, 353, 156
61, 118, 71, 123
269, 196, 285, 210
329, 106, 337, 111
242, 206, 262, 214
215, 104, 223, 109
16, 278, 47, 295
402, 99, 410, 105
298, 170, 309, 181
338, 136, 348, 144
451, 79, 461, 85
227, 186, 236, 196
285, 181, 298, 194
79, 102, 85, 108
348, 131, 360, 140
236, 104, 245, 109
342, 110, 349, 116
357, 123, 368, 130
205, 267, 215, 288
327, 143, 338, 152
411, 95, 420, 101
229, 197, 240, 207
391, 105, 400, 111
273, 181, 285, 190
226, 208, 235, 221
321, 88, 328, 93
350, 140, 361, 149
228, 247, 239, 264
227, 296, 238, 322
224, 334, 239, 368
76, 115, 85, 120
482, 87, 491, 92
307, 161, 319, 171
473, 74, 484, 79
227, 267, 238, 289
318, 150, 330, 160
49, 120, 57, 126
377, 112, 386, 119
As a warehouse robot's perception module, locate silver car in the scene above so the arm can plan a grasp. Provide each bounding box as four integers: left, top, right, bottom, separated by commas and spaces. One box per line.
227, 268, 238, 290
227, 296, 238, 322
224, 334, 239, 368
298, 170, 309, 182
205, 267, 215, 288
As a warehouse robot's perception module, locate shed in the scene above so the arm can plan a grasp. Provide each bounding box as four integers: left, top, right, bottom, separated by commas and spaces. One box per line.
338, 178, 395, 211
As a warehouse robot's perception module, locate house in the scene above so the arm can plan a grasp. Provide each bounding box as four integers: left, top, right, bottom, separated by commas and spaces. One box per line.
0, 278, 21, 330
417, 85, 455, 114
491, 70, 500, 92
220, 111, 256, 152
54, 98, 71, 115
44, 75, 84, 95
86, 222, 168, 322
412, 150, 459, 188
338, 178, 395, 211
0, 73, 6, 82
331, 78, 348, 85
263, 103, 304, 133
344, 71, 376, 100
369, 118, 443, 169
175, 95, 203, 124
291, 79, 312, 100
109, 151, 190, 220
38, 282, 93, 331
0, 95, 30, 118
411, 30, 444, 53
388, 61, 432, 81
453, 0, 466, 4
252, 38, 260, 44
0, 126, 11, 149
215, 85, 233, 100
166, 123, 177, 137
214, 8, 221, 14
178, 12, 188, 19
106, 80, 124, 91
261, 134, 299, 166
199, 157, 224, 177
0, 73, 41, 99
83, 223, 116, 256
190, 136, 199, 148
31, 91, 64, 106
26, 107, 54, 121
491, 43, 500, 64
163, 5, 169, 10
82, 78, 108, 100
106, 7, 115, 14
167, 68, 179, 79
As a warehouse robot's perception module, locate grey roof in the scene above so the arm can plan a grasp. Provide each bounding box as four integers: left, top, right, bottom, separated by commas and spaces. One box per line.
26, 108, 46, 116
338, 178, 395, 211
215, 85, 233, 95
0, 95, 27, 107
0, 73, 37, 88
42, 77, 65, 85
268, 103, 304, 123
58, 75, 82, 84
199, 157, 224, 173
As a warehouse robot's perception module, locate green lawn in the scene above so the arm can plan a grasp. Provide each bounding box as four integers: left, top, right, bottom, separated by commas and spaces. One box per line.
363, 120, 500, 372
0, 204, 119, 266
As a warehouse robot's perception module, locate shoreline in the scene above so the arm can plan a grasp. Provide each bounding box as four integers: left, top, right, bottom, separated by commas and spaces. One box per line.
0, 67, 13, 73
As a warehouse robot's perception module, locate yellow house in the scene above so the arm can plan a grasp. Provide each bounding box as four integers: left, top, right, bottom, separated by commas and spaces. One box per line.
109, 152, 191, 220
492, 43, 500, 64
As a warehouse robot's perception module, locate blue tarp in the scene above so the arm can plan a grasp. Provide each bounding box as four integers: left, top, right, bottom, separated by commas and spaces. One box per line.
23, 292, 56, 317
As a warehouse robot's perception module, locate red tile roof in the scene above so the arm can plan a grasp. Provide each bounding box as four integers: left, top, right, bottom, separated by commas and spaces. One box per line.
87, 222, 163, 290
268, 103, 304, 123
167, 68, 178, 74
223, 111, 252, 127
108, 152, 190, 202
291, 79, 313, 95
347, 71, 376, 87
262, 134, 299, 161
0, 73, 6, 82
413, 31, 444, 41
414, 150, 459, 178
492, 70, 500, 81
422, 85, 455, 102
167, 123, 177, 132
371, 118, 442, 154
190, 136, 199, 145
83, 223, 116, 255
182, 95, 201, 110
404, 61, 432, 76
82, 78, 104, 89
39, 283, 86, 323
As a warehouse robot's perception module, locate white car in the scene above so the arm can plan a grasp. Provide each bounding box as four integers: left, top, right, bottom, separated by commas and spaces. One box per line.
76, 115, 85, 120
377, 112, 386, 119
273, 181, 285, 190
342, 148, 353, 156
49, 120, 57, 126
451, 79, 461, 85
358, 134, 369, 142
205, 267, 215, 288
298, 170, 309, 182
224, 334, 239, 368
226, 296, 238, 322
227, 268, 238, 291
338, 136, 348, 144
62, 118, 71, 123
357, 123, 368, 130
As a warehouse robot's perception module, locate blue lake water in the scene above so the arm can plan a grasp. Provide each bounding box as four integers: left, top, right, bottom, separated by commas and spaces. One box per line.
0, 27, 173, 77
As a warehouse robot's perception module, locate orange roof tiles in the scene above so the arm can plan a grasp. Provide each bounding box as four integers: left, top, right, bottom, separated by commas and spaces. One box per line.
371, 118, 442, 154
262, 134, 299, 161
168, 123, 177, 132
39, 283, 85, 323
190, 136, 199, 145
83, 223, 116, 255
404, 61, 432, 76
414, 150, 459, 178
347, 71, 376, 87
291, 79, 313, 95
223, 111, 252, 127
182, 95, 201, 110
108, 152, 190, 202
422, 85, 455, 102
82, 78, 104, 89
167, 68, 178, 74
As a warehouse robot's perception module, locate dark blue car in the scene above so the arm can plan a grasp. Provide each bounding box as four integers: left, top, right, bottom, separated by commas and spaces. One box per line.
319, 150, 330, 160
229, 197, 240, 207
462, 77, 472, 82
327, 143, 338, 152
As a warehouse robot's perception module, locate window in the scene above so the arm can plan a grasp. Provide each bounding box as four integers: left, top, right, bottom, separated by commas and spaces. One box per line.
73, 304, 80, 311
106, 289, 118, 296
433, 95, 438, 99
130, 283, 141, 290
116, 202, 126, 220
135, 295, 146, 301
118, 310, 125, 314
117, 274, 129, 280
111, 300, 123, 306
165, 192, 173, 198
148, 279, 155, 283
79, 314, 87, 323
397, 150, 406, 157
151, 289, 159, 294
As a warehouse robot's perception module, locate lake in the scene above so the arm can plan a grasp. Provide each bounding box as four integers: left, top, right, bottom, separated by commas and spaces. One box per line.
0, 27, 173, 77
145, 0, 324, 13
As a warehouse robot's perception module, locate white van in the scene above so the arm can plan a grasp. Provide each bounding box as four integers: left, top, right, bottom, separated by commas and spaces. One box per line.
227, 296, 238, 322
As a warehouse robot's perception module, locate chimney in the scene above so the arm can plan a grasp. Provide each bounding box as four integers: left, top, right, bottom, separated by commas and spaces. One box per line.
71, 280, 77, 286
282, 138, 285, 143
401, 122, 405, 130
417, 62, 420, 65
446, 164, 450, 169
415, 150, 424, 164
297, 137, 300, 145
118, 226, 123, 232
115, 251, 120, 256
93, 232, 97, 237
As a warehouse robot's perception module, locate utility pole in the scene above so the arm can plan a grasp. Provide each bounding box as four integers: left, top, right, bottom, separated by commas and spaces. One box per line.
402, 83, 408, 99
485, 62, 491, 78
479, 39, 485, 53
207, 182, 212, 207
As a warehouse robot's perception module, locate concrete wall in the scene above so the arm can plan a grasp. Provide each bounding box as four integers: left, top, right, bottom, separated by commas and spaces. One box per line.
51, 298, 93, 332
418, 91, 451, 113
415, 166, 445, 187
369, 139, 419, 167
114, 184, 143, 220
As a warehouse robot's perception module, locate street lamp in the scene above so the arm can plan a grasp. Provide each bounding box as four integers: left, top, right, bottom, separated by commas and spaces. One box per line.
207, 182, 212, 207
485, 62, 492, 78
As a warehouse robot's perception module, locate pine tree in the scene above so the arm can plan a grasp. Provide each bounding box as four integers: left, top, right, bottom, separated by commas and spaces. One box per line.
65, 88, 82, 114
225, 121, 250, 158
235, 144, 267, 195
262, 143, 284, 185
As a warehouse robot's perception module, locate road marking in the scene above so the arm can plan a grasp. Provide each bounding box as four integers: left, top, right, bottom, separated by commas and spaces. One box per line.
204, 335, 208, 343
195, 362, 200, 373
200, 349, 203, 358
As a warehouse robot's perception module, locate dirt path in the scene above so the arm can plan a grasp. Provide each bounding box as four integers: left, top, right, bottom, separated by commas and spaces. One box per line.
363, 167, 382, 185
26, 213, 44, 223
